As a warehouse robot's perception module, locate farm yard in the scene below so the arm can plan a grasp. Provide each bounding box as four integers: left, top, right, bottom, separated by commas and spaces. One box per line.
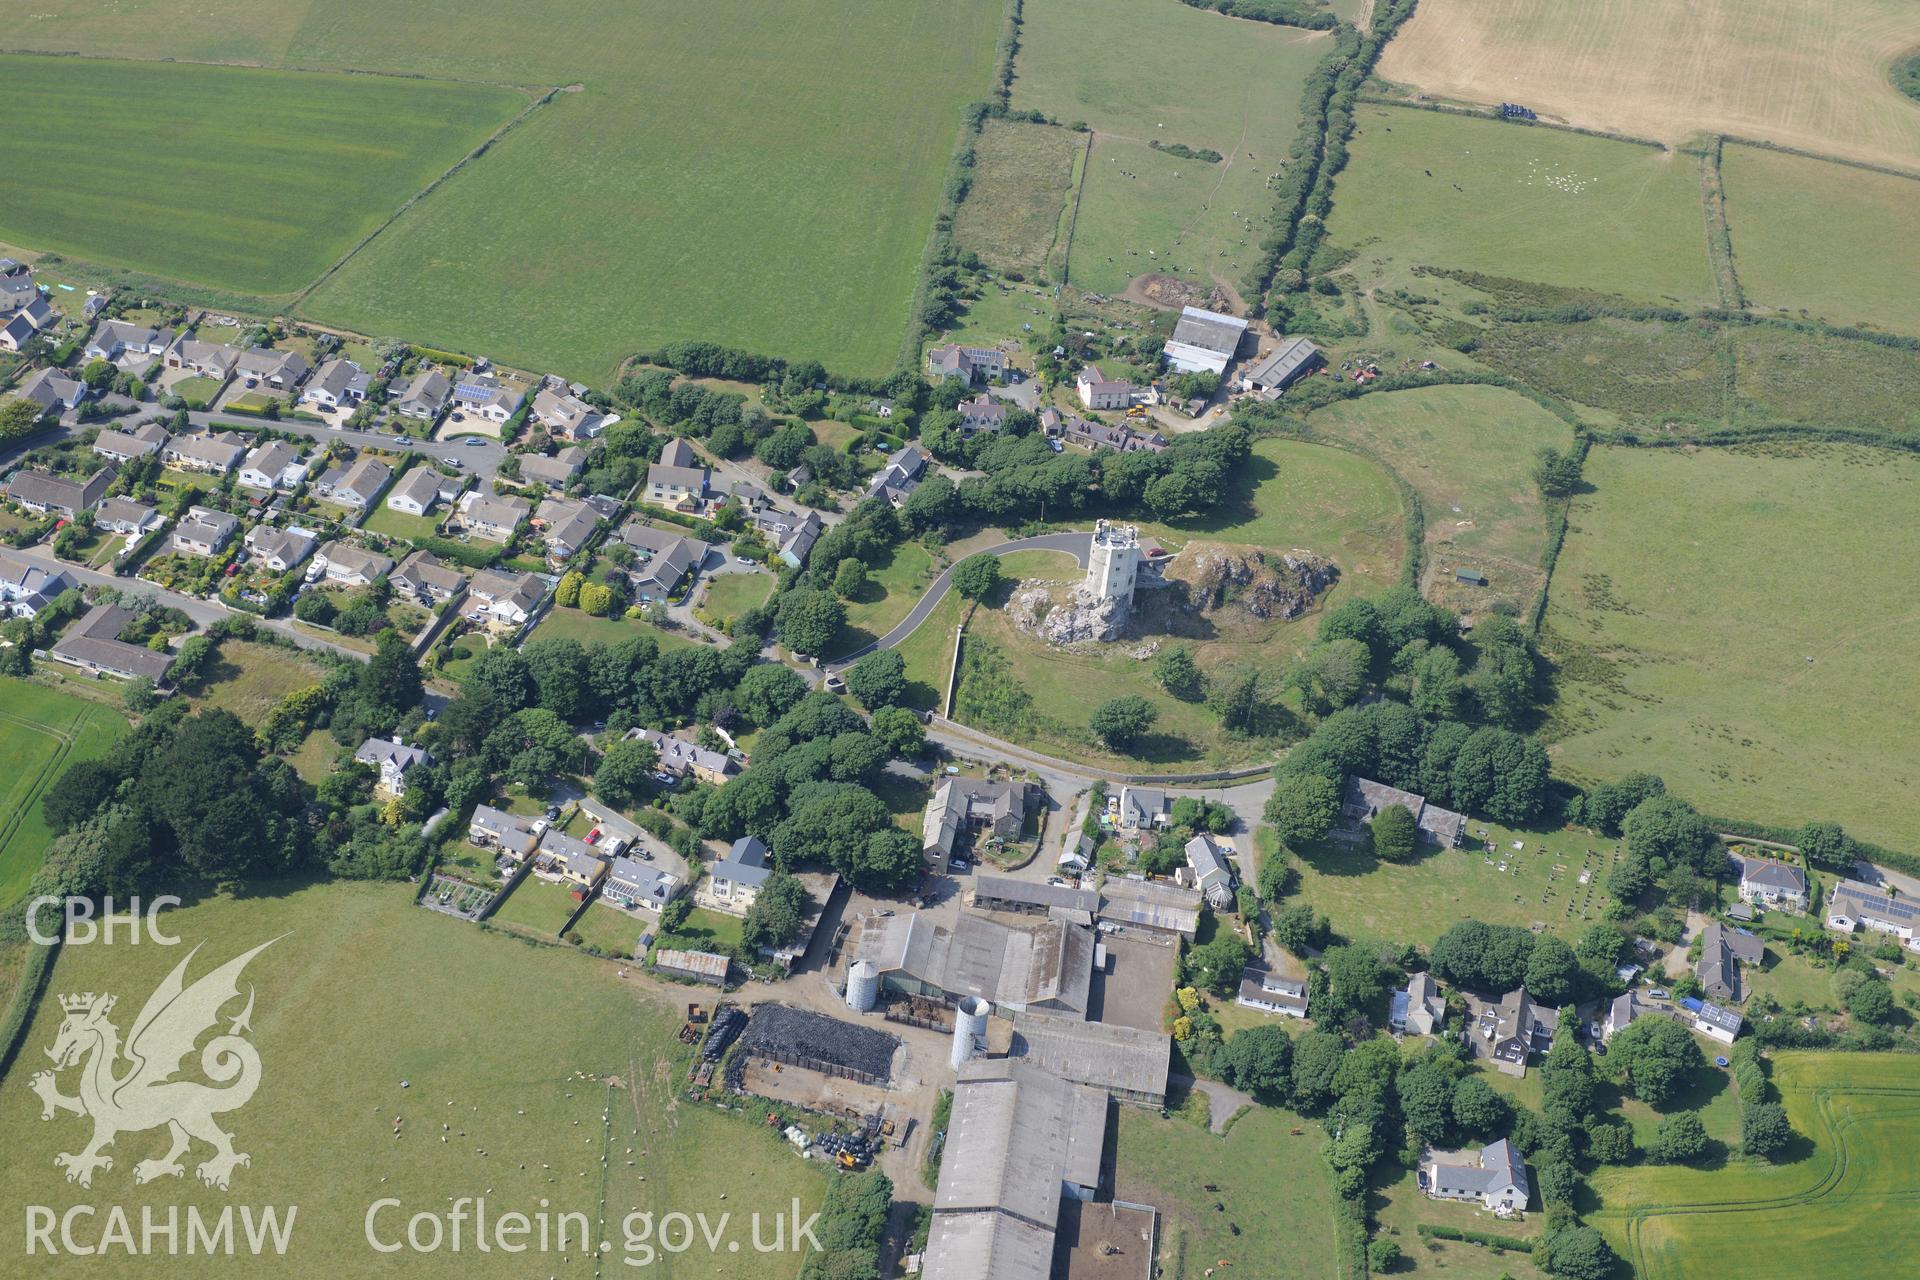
1542, 444, 1920, 852
0, 680, 127, 909
1719, 145, 1920, 336
1325, 103, 1716, 306
1009, 0, 1333, 298
1303, 385, 1574, 615
1376, 0, 1920, 172
0, 882, 829, 1278
0, 54, 525, 298
1591, 1053, 1920, 1280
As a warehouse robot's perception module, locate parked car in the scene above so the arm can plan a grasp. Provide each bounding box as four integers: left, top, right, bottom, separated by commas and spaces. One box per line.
465, 436, 483, 446
442, 457, 463, 468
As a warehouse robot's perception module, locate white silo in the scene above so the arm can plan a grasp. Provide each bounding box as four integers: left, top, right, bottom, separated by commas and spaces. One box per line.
951, 996, 990, 1069
845, 960, 879, 1013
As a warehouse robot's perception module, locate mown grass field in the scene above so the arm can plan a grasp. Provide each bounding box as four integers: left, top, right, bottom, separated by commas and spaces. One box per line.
0, 680, 127, 909
1721, 145, 1920, 337
1543, 444, 1920, 851
1326, 103, 1716, 305
826, 540, 939, 658
1377, 0, 1920, 171
0, 54, 524, 297
697, 570, 774, 627
1591, 1052, 1920, 1280
0, 881, 827, 1277
1115, 1105, 1338, 1279
953, 120, 1085, 278
1010, 0, 1333, 297
1304, 385, 1573, 615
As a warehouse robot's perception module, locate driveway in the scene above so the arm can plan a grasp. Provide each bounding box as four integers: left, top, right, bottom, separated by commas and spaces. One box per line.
1170, 1073, 1255, 1133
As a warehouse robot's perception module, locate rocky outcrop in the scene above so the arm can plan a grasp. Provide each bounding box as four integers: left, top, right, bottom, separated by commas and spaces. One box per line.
1178, 546, 1338, 621
1009, 582, 1134, 644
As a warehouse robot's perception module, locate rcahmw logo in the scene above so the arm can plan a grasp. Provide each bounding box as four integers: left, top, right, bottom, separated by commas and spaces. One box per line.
24, 937, 299, 1257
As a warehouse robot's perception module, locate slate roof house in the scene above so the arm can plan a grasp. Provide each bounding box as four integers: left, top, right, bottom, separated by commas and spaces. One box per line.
627, 727, 737, 785
390, 368, 452, 420
955, 394, 1008, 433
386, 465, 446, 517
455, 491, 531, 543
465, 567, 544, 628
603, 855, 681, 914
531, 385, 614, 439
1075, 365, 1138, 411
0, 555, 75, 618
1238, 968, 1310, 1018
925, 342, 1006, 384
50, 604, 175, 682
644, 437, 708, 510
1826, 879, 1920, 953
1342, 775, 1467, 847
93, 497, 162, 538
163, 431, 246, 475
618, 521, 710, 598
1738, 856, 1809, 912
8, 467, 112, 517
703, 835, 774, 914
391, 550, 465, 605
1183, 833, 1236, 910
518, 447, 586, 490
923, 777, 1028, 864
450, 372, 524, 423
1424, 1139, 1529, 1214
1392, 971, 1447, 1035
1117, 785, 1167, 830
92, 422, 170, 463
1603, 991, 1651, 1043
238, 441, 307, 491
866, 444, 929, 508
322, 456, 391, 510
1474, 987, 1559, 1075
243, 524, 317, 573
534, 497, 599, 558
315, 541, 395, 587
1696, 922, 1764, 1003
163, 337, 240, 380
86, 320, 175, 365
235, 347, 309, 389
16, 368, 89, 416
354, 737, 429, 796
301, 358, 369, 409
467, 804, 545, 858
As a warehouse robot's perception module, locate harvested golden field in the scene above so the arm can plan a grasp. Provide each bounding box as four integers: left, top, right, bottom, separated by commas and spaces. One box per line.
1376, 0, 1920, 171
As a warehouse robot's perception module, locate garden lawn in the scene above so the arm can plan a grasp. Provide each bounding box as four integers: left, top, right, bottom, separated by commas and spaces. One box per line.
0, 880, 827, 1279
698, 570, 773, 625
1114, 1104, 1340, 1279
361, 502, 446, 544
1591, 1052, 1920, 1280
188, 640, 328, 724
828, 540, 939, 658
1277, 818, 1625, 948
489, 874, 583, 939
653, 906, 745, 958
1373, 1162, 1541, 1279
0, 54, 524, 298
529, 608, 699, 652
1305, 385, 1573, 615
1542, 444, 1920, 851
1010, 0, 1333, 297
1721, 145, 1920, 336
0, 680, 127, 908
1325, 103, 1716, 305
572, 901, 649, 956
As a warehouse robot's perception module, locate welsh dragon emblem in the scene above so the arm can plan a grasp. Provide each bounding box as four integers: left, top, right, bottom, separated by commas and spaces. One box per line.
30, 938, 279, 1191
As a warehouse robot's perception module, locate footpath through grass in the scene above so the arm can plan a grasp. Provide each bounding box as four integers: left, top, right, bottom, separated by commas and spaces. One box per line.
0, 680, 127, 909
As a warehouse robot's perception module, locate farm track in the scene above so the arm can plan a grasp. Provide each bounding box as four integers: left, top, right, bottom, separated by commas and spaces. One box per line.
1612, 1083, 1920, 1279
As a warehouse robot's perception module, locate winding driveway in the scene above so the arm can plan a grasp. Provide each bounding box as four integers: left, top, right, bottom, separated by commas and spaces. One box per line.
828, 530, 1093, 668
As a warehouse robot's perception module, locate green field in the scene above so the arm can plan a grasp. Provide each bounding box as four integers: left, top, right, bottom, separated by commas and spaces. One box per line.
189, 641, 329, 724
1543, 444, 1920, 851
0, 881, 827, 1276
953, 120, 1085, 278
1730, 324, 1920, 434
1275, 815, 1625, 948
1326, 104, 1716, 305
0, 54, 524, 297
1721, 145, 1920, 336
1010, 0, 1333, 297
1305, 385, 1574, 615
828, 540, 939, 658
1114, 1104, 1339, 1278
0, 680, 128, 908
1592, 1052, 1920, 1280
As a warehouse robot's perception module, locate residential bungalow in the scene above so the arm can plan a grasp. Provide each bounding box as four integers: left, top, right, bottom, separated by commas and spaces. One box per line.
390, 368, 451, 421
1392, 972, 1447, 1036
1696, 922, 1764, 1003
385, 466, 446, 518
1738, 856, 1809, 913
1096, 878, 1202, 939
644, 437, 708, 510
391, 550, 465, 605
1237, 968, 1310, 1018
531, 385, 615, 440
760, 507, 822, 568
301, 358, 369, 410
0, 555, 75, 618
49, 604, 177, 682
7, 467, 112, 517
163, 337, 240, 381
320, 456, 390, 511
242, 524, 316, 573
235, 347, 309, 390
1238, 336, 1320, 397
1161, 305, 1248, 376
1473, 987, 1559, 1076
955, 395, 1007, 434
93, 497, 162, 538
619, 521, 709, 598
163, 431, 246, 476
315, 541, 394, 587
451, 372, 524, 424
86, 320, 175, 366
92, 422, 169, 464
1075, 365, 1139, 411
238, 441, 307, 492
533, 497, 598, 559
1424, 1140, 1529, 1215
866, 444, 928, 508
654, 948, 729, 987
465, 567, 544, 628
1689, 999, 1744, 1045
925, 343, 1006, 384
1183, 833, 1236, 910
354, 737, 429, 796
923, 777, 1028, 865
170, 506, 240, 556
703, 836, 773, 914
519, 447, 586, 490
534, 829, 606, 893
455, 491, 530, 543
603, 856, 681, 914
1825, 879, 1920, 953
627, 727, 738, 785
468, 804, 544, 859
1116, 785, 1167, 831
1342, 775, 1467, 848
15, 368, 88, 416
